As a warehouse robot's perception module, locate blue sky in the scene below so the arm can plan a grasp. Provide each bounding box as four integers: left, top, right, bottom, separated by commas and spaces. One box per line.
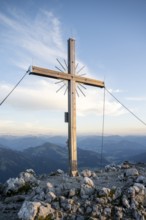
0, 0, 146, 136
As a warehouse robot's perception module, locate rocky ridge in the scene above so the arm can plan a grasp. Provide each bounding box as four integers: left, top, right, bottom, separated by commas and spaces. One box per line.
1, 162, 146, 219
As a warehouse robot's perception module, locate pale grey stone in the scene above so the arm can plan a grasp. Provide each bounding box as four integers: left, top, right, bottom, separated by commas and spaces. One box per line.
45, 182, 54, 192
2, 162, 146, 220
38, 203, 55, 219
5, 169, 37, 194
99, 187, 110, 197
69, 188, 76, 197
18, 201, 41, 220
19, 170, 37, 184
125, 168, 139, 177
91, 172, 97, 178
96, 197, 107, 205
128, 186, 136, 198
114, 187, 122, 200
122, 196, 130, 208
105, 164, 117, 172
5, 177, 25, 193
57, 169, 64, 174
81, 169, 92, 177
84, 177, 94, 188
104, 207, 111, 216
134, 183, 145, 192
86, 206, 92, 214
118, 174, 124, 181
136, 175, 145, 183
45, 191, 56, 202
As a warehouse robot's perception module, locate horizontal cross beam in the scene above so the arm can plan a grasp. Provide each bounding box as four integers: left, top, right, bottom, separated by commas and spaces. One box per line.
29, 66, 105, 88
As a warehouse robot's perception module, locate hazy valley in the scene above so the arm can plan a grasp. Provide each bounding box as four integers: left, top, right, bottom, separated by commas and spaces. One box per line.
0, 135, 146, 183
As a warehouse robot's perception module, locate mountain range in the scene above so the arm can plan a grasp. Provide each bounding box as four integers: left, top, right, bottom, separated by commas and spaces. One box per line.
0, 141, 108, 183
0, 134, 146, 182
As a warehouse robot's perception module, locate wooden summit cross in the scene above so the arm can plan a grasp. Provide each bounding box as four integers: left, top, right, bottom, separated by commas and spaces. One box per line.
29, 38, 105, 176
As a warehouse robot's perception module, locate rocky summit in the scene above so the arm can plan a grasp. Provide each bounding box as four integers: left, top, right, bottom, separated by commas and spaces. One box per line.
1, 162, 146, 219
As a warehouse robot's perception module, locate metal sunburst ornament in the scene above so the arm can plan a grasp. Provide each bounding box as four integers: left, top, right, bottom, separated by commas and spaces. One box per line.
55, 58, 87, 97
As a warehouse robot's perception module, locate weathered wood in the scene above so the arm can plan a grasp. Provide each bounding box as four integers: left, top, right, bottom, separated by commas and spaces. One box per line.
68, 39, 77, 176
30, 66, 105, 88
29, 38, 105, 177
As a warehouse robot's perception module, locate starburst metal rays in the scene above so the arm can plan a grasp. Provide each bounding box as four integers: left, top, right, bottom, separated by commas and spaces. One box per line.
64, 59, 68, 69
56, 58, 66, 72
76, 65, 85, 74
55, 58, 87, 97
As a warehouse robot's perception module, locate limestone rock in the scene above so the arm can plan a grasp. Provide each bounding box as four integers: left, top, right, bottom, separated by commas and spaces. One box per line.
38, 203, 55, 219
5, 177, 25, 194
45, 182, 54, 192
57, 169, 64, 175
99, 187, 110, 197
122, 196, 130, 208
86, 206, 92, 214
81, 169, 92, 177
5, 169, 37, 195
2, 163, 146, 220
136, 175, 145, 183
84, 177, 94, 188
18, 201, 41, 220
69, 188, 76, 197
104, 207, 111, 217
105, 164, 117, 172
45, 191, 56, 203
125, 168, 139, 177
18, 201, 55, 220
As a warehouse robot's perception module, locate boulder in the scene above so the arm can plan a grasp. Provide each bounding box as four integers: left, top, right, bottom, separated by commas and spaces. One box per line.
104, 207, 111, 217
45, 191, 56, 203
57, 169, 64, 175
5, 177, 25, 194
18, 201, 55, 220
39, 203, 55, 219
69, 188, 76, 197
45, 182, 54, 192
125, 168, 139, 177
136, 175, 146, 183
84, 177, 94, 188
5, 169, 37, 195
81, 169, 92, 177
105, 164, 117, 172
122, 195, 130, 208
18, 201, 41, 220
99, 187, 111, 197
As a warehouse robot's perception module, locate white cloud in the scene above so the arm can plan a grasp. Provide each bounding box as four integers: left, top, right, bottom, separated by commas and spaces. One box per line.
77, 88, 126, 117
0, 9, 66, 70
126, 97, 146, 101
0, 119, 14, 126
107, 88, 125, 93
0, 80, 67, 111
0, 7, 97, 77
0, 80, 125, 117
0, 7, 127, 132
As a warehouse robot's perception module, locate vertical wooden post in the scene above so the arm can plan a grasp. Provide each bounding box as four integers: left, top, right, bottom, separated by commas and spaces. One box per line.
29, 38, 104, 177
68, 38, 78, 176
